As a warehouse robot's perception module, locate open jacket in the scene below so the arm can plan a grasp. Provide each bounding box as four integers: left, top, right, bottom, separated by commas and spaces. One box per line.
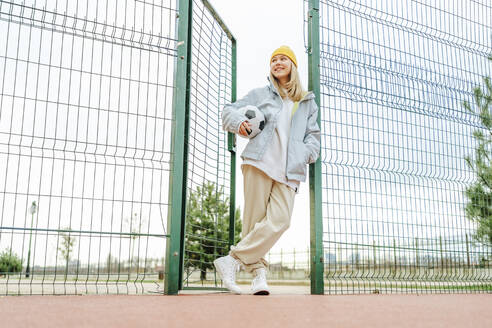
221, 78, 321, 182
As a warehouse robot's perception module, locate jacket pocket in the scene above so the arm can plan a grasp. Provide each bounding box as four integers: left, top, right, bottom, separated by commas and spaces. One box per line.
288, 140, 308, 177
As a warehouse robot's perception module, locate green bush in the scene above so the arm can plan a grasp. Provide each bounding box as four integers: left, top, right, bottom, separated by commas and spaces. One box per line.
0, 248, 23, 274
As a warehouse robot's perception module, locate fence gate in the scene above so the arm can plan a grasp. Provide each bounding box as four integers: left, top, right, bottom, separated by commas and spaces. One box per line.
164, 0, 236, 294
306, 0, 492, 294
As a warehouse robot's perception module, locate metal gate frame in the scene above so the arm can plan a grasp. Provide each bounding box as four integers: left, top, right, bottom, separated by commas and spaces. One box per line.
165, 0, 236, 295
306, 0, 324, 295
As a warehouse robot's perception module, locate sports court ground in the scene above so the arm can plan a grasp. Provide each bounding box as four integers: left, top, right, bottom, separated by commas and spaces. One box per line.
1, 286, 490, 328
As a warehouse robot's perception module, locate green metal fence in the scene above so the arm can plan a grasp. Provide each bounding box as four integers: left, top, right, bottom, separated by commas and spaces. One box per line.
182, 0, 236, 291
165, 0, 236, 293
0, 0, 235, 296
0, 0, 178, 295
306, 0, 492, 294
3, 0, 490, 297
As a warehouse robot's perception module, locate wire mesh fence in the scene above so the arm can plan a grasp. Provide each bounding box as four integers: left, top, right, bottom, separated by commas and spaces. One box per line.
0, 0, 177, 295
181, 0, 235, 289
306, 0, 492, 294
183, 248, 312, 284
0, 0, 235, 296
182, 244, 492, 292
2, 0, 491, 297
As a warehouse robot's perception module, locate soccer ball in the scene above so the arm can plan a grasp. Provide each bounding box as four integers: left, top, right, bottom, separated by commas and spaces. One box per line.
237, 105, 265, 139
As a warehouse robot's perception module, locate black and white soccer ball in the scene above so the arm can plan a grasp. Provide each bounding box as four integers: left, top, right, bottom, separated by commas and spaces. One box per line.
237, 105, 265, 139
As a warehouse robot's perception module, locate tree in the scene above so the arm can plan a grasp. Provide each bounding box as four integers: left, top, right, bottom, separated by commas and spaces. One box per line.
57, 227, 77, 275
0, 248, 22, 275
464, 54, 492, 249
124, 213, 147, 270
185, 181, 242, 281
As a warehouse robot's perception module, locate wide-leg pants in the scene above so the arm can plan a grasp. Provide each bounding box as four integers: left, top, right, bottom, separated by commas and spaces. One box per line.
229, 164, 296, 274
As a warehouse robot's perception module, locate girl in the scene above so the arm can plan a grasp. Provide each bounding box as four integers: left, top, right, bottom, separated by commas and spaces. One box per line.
214, 46, 320, 295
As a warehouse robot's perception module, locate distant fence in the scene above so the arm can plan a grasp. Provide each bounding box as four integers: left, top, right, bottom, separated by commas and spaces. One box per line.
185, 243, 490, 292
306, 0, 492, 294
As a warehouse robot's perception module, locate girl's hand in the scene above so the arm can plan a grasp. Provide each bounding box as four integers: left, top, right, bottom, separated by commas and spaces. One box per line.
239, 121, 253, 136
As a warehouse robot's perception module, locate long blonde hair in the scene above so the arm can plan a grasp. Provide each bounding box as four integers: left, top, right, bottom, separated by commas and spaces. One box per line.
270, 64, 306, 102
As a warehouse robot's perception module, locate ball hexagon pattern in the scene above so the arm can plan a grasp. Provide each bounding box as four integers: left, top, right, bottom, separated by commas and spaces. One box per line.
237, 105, 266, 139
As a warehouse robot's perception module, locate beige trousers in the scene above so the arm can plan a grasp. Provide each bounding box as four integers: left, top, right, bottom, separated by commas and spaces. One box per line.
229, 164, 296, 274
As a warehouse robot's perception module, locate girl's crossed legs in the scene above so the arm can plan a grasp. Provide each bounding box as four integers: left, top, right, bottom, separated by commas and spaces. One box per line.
229, 164, 296, 274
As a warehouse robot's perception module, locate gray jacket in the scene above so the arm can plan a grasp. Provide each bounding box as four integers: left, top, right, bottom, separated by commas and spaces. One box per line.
221, 78, 321, 182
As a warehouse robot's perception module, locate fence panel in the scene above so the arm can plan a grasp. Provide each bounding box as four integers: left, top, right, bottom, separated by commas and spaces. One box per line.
180, 0, 236, 290
307, 0, 492, 294
0, 0, 176, 295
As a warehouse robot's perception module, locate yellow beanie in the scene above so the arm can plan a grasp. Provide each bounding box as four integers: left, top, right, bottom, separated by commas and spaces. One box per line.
270, 45, 297, 68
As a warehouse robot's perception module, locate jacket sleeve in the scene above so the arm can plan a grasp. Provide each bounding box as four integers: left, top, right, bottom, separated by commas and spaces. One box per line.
303, 100, 321, 164
221, 89, 257, 134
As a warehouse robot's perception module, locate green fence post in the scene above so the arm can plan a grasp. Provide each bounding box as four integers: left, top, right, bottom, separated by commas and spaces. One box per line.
228, 39, 237, 248
307, 0, 324, 295
165, 0, 193, 295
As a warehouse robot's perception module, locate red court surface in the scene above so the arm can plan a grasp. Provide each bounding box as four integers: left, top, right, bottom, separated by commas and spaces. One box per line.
1, 293, 491, 327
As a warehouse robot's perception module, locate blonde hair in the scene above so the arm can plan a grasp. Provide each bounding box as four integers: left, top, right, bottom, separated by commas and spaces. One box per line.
270, 64, 306, 102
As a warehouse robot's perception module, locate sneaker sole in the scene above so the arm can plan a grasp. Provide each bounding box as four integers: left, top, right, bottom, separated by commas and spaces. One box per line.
253, 290, 270, 295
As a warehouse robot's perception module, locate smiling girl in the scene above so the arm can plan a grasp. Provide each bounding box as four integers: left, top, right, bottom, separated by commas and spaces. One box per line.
214, 46, 321, 295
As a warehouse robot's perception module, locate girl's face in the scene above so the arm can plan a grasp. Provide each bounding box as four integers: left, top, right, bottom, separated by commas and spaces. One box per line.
270, 55, 292, 82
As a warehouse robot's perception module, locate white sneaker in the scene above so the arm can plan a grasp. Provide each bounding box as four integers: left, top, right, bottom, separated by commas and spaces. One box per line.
251, 268, 270, 295
213, 255, 242, 294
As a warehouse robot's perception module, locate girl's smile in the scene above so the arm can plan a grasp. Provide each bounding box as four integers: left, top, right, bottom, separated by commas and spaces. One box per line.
270, 55, 292, 84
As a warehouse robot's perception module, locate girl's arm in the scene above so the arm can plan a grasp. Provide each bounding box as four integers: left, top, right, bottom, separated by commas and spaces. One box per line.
304, 101, 321, 164
221, 89, 257, 134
